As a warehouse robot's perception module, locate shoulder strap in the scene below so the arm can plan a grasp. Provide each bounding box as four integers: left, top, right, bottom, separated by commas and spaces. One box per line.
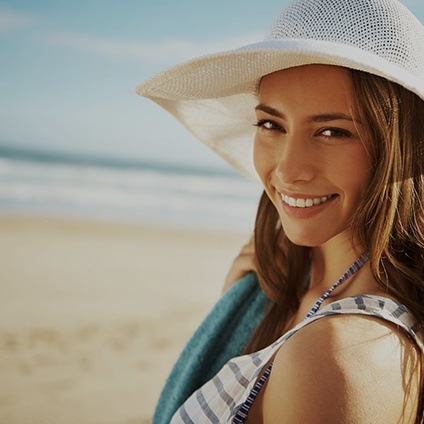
310, 295, 424, 351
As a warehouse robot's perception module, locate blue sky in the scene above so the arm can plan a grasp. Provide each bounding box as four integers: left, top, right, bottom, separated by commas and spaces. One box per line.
1, 0, 423, 170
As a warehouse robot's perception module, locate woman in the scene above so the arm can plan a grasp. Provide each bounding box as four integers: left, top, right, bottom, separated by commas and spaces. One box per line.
137, 0, 424, 422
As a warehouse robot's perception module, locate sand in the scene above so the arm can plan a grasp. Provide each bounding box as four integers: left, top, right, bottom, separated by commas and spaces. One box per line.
0, 215, 250, 424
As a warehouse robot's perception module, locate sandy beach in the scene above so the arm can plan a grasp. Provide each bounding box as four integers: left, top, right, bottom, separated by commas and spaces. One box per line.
0, 215, 250, 424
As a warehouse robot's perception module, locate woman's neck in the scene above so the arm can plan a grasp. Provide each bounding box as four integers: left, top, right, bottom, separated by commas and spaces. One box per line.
308, 232, 366, 291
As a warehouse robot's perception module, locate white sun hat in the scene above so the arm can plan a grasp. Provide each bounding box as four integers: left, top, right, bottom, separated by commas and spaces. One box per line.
136, 0, 424, 181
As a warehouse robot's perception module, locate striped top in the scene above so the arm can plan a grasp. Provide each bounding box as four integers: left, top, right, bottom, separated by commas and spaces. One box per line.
170, 295, 423, 423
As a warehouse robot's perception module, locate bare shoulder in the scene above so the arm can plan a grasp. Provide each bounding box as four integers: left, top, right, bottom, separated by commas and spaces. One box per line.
262, 314, 421, 424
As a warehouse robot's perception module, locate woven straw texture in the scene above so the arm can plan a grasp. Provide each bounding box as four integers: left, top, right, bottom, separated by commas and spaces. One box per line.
267, 0, 423, 78
137, 0, 424, 180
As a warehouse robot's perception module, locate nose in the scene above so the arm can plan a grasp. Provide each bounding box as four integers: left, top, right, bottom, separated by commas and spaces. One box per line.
275, 133, 315, 184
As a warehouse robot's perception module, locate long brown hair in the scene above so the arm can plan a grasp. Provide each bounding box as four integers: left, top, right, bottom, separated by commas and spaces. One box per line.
244, 69, 424, 418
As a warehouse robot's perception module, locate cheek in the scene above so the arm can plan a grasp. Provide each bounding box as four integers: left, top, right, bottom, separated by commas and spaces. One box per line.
337, 148, 372, 201
253, 136, 274, 183
253, 138, 282, 210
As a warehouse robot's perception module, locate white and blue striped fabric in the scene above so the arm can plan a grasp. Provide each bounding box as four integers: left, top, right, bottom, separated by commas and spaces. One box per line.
170, 295, 424, 423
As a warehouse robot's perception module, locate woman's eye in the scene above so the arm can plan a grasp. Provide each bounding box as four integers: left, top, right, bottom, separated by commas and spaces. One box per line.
319, 128, 351, 138
254, 120, 283, 132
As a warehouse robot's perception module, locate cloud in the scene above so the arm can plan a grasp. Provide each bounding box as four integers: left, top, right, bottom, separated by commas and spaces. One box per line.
0, 8, 38, 35
41, 31, 263, 65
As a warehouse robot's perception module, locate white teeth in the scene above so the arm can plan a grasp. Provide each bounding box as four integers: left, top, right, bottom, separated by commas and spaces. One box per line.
282, 194, 333, 208
296, 198, 306, 208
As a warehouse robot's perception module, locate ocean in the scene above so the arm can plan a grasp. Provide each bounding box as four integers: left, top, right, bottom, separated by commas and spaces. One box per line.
0, 145, 261, 231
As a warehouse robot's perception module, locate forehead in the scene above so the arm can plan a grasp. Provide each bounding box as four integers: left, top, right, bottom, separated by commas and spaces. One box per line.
258, 65, 356, 113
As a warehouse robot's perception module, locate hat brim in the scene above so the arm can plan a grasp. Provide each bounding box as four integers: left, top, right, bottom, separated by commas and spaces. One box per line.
136, 39, 424, 181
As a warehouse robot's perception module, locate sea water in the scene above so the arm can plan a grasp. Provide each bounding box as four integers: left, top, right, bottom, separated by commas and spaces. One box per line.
0, 146, 261, 231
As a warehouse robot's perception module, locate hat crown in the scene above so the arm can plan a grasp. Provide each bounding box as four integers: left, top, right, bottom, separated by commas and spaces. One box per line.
266, 0, 424, 79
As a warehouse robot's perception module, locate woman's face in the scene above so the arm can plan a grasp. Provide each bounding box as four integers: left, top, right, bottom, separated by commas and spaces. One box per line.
254, 65, 371, 248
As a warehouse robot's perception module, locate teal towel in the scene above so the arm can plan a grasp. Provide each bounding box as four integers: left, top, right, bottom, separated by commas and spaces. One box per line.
151, 272, 267, 424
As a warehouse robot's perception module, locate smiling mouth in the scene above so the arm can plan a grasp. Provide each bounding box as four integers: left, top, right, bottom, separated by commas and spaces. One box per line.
281, 194, 336, 208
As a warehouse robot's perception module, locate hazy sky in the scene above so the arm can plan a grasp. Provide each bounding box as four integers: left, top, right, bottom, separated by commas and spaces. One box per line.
1, 0, 423, 170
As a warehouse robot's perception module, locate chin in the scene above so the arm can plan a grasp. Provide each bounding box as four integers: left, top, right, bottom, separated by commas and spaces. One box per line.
283, 227, 339, 248
284, 223, 354, 250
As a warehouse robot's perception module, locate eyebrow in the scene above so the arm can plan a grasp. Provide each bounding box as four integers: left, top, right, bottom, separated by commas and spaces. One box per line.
255, 104, 360, 123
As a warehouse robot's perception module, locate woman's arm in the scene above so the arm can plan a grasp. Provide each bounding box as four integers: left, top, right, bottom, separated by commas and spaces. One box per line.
263, 315, 421, 423
222, 234, 257, 293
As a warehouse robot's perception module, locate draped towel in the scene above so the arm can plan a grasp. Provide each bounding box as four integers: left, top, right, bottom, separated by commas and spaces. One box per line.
151, 272, 267, 424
